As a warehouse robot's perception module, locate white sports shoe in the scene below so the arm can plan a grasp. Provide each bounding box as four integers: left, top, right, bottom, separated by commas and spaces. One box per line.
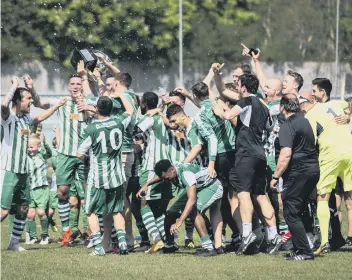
8, 240, 26, 251
87, 239, 94, 249
39, 236, 49, 245
25, 238, 38, 245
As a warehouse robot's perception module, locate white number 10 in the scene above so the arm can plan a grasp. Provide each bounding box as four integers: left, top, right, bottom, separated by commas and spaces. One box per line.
96, 128, 122, 153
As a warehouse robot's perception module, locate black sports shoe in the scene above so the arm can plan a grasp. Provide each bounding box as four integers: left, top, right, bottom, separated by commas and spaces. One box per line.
267, 234, 282, 254
285, 250, 300, 258
119, 249, 128, 255
163, 245, 179, 254
184, 238, 195, 249
344, 237, 352, 247
286, 252, 314, 261
225, 234, 241, 252
330, 236, 346, 251
196, 248, 217, 257
134, 241, 151, 252
237, 232, 257, 255
69, 229, 82, 243
215, 246, 226, 255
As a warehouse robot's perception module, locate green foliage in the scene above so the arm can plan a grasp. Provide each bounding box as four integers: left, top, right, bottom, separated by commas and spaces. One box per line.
1, 0, 351, 68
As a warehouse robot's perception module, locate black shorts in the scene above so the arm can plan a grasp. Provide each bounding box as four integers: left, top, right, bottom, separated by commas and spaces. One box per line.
215, 150, 236, 190
230, 156, 266, 195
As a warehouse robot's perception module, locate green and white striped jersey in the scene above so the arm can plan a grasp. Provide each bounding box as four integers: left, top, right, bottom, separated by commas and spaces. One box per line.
111, 89, 138, 152
194, 99, 236, 161
27, 153, 49, 189
56, 100, 87, 157
168, 130, 188, 164
185, 119, 209, 167
137, 115, 169, 171
172, 162, 216, 191
1, 112, 33, 174
78, 113, 131, 189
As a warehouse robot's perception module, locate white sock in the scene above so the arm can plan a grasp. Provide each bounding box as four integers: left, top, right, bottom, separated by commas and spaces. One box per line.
242, 223, 252, 238
267, 226, 278, 241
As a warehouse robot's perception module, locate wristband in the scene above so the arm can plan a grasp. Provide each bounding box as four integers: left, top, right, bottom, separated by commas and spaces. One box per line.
81, 75, 88, 81
272, 176, 279, 180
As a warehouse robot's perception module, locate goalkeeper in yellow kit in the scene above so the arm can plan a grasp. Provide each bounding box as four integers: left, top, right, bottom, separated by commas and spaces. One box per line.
301, 78, 352, 256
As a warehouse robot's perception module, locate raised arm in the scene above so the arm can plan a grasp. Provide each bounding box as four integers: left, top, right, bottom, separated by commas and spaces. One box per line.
1, 77, 19, 120
241, 44, 268, 91
23, 75, 52, 109
175, 87, 200, 108
96, 53, 120, 75
77, 60, 93, 99
32, 97, 69, 126
211, 63, 239, 102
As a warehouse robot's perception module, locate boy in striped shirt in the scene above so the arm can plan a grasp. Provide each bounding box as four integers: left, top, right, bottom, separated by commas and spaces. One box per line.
26, 134, 52, 245
1, 78, 68, 251
77, 94, 133, 256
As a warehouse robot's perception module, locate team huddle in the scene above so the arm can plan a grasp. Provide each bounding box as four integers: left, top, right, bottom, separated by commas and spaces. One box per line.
1, 45, 352, 261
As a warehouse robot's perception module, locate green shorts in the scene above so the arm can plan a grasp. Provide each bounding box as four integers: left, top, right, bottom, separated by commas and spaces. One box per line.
168, 180, 223, 215
85, 186, 124, 215
29, 186, 49, 210
0, 170, 29, 210
139, 170, 173, 201
56, 153, 87, 187
49, 190, 59, 209
69, 179, 85, 199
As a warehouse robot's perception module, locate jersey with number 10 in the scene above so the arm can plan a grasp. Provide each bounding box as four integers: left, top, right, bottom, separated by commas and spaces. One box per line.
78, 114, 131, 189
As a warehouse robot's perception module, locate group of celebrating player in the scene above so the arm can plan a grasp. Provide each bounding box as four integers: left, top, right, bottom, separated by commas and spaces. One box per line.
1, 44, 351, 261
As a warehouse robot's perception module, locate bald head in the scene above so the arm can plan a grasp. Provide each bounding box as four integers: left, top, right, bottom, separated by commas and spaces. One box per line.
263, 78, 283, 102
300, 101, 315, 114
300, 91, 314, 103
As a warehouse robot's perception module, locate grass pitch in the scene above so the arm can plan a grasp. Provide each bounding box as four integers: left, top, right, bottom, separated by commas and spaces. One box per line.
1, 211, 351, 280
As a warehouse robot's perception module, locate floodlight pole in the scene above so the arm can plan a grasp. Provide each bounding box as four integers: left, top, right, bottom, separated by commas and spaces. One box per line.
335, 0, 340, 98
179, 0, 183, 86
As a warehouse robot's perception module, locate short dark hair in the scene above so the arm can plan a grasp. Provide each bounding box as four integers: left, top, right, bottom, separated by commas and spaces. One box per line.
225, 83, 237, 92
191, 82, 209, 100
115, 73, 132, 88
154, 159, 173, 177
142, 92, 158, 110
69, 73, 82, 80
97, 96, 112, 117
166, 104, 184, 119
234, 63, 251, 74
312, 78, 332, 97
287, 70, 304, 91
12, 87, 30, 105
280, 94, 300, 113
239, 74, 259, 94
169, 90, 186, 103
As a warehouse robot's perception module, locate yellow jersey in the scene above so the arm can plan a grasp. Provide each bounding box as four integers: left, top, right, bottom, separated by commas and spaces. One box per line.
305, 100, 352, 161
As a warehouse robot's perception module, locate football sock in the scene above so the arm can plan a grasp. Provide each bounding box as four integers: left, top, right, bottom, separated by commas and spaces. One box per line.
200, 235, 214, 250
203, 214, 213, 241
117, 229, 127, 251
317, 200, 330, 245
40, 217, 49, 237
185, 217, 194, 240
81, 205, 88, 232
279, 221, 288, 234
141, 207, 161, 242
98, 215, 104, 235
267, 226, 278, 241
155, 214, 166, 240
28, 219, 38, 239
12, 215, 26, 242
242, 223, 252, 238
69, 207, 79, 233
111, 227, 118, 244
91, 232, 103, 250
58, 202, 70, 231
